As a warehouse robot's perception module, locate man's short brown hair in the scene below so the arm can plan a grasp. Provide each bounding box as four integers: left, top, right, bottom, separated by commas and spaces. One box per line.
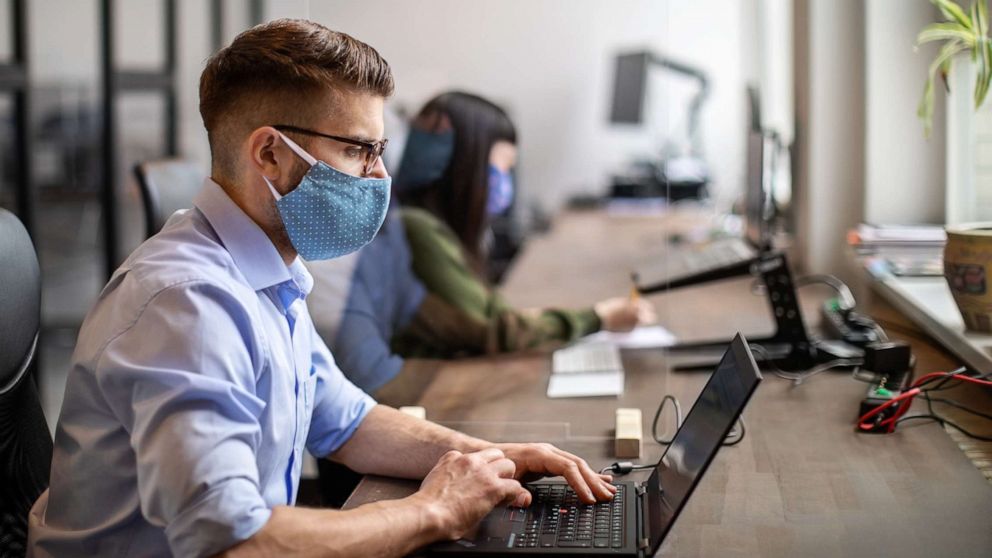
199, 19, 394, 177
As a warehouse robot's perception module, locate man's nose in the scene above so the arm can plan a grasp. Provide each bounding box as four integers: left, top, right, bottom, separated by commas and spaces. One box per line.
367, 155, 389, 179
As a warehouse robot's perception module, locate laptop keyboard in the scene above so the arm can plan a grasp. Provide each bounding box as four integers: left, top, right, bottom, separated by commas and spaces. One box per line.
509, 483, 625, 549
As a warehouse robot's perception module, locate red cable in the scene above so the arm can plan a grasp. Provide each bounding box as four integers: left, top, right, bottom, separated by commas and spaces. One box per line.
857, 388, 920, 432
911, 372, 992, 390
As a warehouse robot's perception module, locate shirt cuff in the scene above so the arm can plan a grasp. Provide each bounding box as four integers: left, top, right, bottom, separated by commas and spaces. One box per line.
165, 477, 272, 558
578, 308, 602, 335
308, 394, 377, 459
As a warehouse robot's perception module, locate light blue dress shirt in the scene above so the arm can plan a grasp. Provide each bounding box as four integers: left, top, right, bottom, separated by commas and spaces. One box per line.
308, 211, 426, 392
28, 178, 376, 558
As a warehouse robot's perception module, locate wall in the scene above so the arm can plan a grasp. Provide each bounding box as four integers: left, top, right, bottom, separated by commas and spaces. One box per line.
268, 0, 752, 215
794, 0, 866, 278
864, 0, 946, 225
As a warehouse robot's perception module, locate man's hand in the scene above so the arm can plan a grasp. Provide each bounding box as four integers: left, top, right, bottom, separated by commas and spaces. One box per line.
594, 297, 656, 332
417, 448, 527, 540
495, 443, 617, 505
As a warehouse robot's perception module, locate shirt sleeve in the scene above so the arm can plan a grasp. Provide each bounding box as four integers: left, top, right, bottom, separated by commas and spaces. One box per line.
305, 331, 377, 459
400, 208, 601, 356
95, 281, 272, 558
332, 306, 408, 393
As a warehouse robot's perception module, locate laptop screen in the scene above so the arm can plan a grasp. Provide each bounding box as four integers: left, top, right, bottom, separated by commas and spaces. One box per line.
644, 334, 761, 553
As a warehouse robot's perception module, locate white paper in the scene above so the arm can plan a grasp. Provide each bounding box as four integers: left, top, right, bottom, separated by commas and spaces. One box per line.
547, 371, 624, 398
581, 325, 677, 349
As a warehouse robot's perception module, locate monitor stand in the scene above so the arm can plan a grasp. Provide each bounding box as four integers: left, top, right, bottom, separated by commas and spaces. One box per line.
639, 252, 826, 371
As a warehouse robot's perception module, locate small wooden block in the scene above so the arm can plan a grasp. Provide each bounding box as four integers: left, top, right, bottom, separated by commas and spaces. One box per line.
615, 408, 642, 458
399, 406, 427, 420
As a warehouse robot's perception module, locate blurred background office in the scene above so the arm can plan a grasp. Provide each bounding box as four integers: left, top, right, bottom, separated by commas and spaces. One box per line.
0, 0, 977, 429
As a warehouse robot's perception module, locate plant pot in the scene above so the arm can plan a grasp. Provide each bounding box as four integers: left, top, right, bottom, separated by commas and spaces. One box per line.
944, 223, 992, 332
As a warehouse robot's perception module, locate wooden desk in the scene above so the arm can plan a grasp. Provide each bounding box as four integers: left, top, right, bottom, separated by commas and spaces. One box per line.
346, 210, 992, 557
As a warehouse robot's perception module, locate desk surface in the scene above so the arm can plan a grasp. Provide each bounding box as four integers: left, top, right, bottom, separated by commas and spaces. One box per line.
346, 210, 992, 557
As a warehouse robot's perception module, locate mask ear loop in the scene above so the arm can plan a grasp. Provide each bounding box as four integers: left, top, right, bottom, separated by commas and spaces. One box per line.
264, 129, 319, 201
276, 130, 318, 167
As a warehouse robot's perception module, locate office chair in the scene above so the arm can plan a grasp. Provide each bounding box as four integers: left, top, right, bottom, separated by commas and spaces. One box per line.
133, 159, 205, 239
0, 208, 52, 556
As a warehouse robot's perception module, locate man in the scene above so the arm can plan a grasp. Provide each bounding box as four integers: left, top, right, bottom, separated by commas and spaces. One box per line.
28, 19, 614, 558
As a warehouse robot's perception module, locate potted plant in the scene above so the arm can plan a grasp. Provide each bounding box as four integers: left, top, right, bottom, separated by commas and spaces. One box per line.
918, 0, 992, 331
917, 0, 990, 136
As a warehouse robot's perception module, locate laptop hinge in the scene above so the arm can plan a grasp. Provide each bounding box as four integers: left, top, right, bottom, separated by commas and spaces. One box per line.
635, 484, 650, 552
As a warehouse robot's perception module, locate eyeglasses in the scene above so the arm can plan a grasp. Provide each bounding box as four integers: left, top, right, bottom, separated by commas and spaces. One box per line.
273, 124, 388, 176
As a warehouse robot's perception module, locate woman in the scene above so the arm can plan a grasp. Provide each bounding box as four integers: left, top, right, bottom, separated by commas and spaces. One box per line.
393, 91, 653, 358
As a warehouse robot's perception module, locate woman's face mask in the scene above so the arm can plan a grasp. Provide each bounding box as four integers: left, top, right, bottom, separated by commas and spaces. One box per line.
487, 165, 514, 216
394, 128, 455, 191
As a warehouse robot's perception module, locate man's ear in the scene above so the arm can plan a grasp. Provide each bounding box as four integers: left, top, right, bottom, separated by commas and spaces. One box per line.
247, 126, 289, 188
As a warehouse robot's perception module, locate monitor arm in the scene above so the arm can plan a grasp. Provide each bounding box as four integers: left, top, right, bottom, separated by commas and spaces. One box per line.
647, 53, 710, 157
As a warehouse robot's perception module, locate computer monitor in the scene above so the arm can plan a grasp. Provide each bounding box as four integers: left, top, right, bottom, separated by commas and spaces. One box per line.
747, 84, 761, 132
745, 128, 771, 249
610, 52, 650, 124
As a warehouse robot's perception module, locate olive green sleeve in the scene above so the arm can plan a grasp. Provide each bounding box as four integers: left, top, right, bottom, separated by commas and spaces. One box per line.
398, 208, 600, 357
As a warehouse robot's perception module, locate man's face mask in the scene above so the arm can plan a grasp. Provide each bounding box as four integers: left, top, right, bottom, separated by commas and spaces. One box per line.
394, 128, 455, 191
264, 130, 391, 261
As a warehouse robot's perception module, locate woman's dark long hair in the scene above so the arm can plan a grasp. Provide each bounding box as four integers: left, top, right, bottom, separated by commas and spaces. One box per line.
398, 91, 517, 264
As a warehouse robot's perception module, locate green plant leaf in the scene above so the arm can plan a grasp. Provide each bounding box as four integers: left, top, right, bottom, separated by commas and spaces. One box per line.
933, 0, 973, 29
976, 39, 992, 108
918, 22, 975, 45
919, 75, 936, 137
920, 39, 968, 136
941, 55, 955, 90
972, 0, 988, 38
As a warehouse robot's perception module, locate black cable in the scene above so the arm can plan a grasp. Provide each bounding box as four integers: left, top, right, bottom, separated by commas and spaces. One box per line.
651, 395, 682, 445
916, 367, 970, 392
896, 413, 992, 442
926, 397, 992, 421
607, 392, 749, 477
650, 393, 746, 447
795, 274, 857, 311
599, 463, 655, 475
722, 416, 746, 446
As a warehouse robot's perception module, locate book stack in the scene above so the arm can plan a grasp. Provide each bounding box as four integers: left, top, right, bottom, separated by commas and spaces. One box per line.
848, 224, 946, 277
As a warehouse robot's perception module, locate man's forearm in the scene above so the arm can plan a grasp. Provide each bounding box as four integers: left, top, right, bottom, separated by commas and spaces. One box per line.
330, 405, 489, 479
217, 493, 445, 558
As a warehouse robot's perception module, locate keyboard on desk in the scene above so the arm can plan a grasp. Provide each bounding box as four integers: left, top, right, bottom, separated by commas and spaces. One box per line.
552, 342, 623, 374
508, 483, 626, 550
664, 238, 756, 279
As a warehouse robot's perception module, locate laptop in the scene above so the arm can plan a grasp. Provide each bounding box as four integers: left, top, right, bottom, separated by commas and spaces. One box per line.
428, 333, 762, 557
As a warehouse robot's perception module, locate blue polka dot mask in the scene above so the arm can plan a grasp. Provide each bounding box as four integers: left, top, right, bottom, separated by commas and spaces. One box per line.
265, 131, 391, 261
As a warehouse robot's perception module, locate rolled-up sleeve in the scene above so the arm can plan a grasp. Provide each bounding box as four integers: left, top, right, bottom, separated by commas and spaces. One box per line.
333, 307, 407, 392
95, 281, 272, 558
306, 333, 376, 458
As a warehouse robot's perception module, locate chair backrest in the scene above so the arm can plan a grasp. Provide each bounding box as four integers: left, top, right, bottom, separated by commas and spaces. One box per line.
0, 208, 52, 556
133, 159, 205, 238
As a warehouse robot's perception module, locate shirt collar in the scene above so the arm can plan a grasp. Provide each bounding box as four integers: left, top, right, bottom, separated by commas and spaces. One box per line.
194, 178, 292, 292
287, 257, 314, 297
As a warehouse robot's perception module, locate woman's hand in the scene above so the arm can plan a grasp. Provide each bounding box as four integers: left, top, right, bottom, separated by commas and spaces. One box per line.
594, 297, 656, 332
